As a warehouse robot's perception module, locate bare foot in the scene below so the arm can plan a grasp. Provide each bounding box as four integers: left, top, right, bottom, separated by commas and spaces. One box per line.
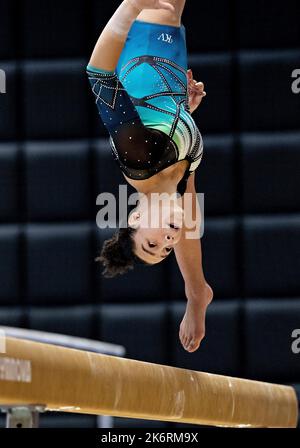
129, 0, 175, 12
179, 283, 213, 353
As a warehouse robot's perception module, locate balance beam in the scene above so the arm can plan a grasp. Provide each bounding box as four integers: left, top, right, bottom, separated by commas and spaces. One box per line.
0, 337, 298, 427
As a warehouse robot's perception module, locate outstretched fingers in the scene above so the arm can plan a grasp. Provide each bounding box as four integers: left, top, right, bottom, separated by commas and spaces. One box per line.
187, 70, 206, 94
187, 68, 193, 82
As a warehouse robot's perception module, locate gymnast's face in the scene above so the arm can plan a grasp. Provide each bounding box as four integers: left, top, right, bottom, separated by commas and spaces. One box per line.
128, 196, 184, 264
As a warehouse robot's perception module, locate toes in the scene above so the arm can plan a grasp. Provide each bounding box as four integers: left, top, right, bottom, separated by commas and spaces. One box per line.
183, 335, 189, 348
179, 328, 185, 344
186, 339, 195, 349
186, 339, 200, 352
185, 340, 192, 351
188, 344, 200, 353
185, 339, 194, 351
180, 331, 202, 352
179, 329, 183, 343
179, 329, 185, 345
159, 1, 175, 12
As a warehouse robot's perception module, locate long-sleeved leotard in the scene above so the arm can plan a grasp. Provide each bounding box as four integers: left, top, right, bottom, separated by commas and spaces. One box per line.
87, 20, 203, 195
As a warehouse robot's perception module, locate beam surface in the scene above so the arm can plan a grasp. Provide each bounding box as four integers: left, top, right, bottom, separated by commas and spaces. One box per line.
0, 338, 298, 427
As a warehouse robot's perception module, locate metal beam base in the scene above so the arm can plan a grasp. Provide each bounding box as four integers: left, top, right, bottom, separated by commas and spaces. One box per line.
1, 406, 45, 428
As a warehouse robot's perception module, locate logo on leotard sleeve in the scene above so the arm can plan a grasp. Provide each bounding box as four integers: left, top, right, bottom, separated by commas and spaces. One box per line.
157, 33, 173, 44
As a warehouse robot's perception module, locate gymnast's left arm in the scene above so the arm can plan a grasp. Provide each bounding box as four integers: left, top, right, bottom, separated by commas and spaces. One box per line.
174, 173, 213, 308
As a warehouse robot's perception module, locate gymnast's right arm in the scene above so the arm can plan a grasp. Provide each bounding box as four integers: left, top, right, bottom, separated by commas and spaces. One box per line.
86, 1, 175, 136
88, 0, 174, 72
86, 0, 144, 135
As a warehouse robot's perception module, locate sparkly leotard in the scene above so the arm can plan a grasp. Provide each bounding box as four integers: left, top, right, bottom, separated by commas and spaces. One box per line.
87, 20, 204, 195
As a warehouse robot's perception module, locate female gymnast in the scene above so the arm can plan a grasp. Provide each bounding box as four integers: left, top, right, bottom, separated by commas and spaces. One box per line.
87, 0, 213, 353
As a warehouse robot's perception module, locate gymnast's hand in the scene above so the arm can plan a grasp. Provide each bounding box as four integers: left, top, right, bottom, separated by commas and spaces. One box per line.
187, 69, 207, 114
128, 0, 175, 12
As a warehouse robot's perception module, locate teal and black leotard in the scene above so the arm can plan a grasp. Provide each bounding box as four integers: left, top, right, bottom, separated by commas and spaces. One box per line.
87, 20, 203, 196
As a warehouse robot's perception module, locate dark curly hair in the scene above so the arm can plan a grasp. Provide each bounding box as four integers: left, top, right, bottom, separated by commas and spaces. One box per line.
96, 226, 149, 278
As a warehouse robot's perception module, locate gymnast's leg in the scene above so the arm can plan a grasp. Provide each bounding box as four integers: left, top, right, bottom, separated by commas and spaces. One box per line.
88, 0, 176, 72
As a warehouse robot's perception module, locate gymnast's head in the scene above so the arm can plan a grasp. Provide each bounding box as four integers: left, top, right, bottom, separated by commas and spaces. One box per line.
97, 193, 184, 277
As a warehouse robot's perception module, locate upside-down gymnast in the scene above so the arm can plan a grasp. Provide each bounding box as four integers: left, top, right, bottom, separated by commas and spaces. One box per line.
87, 0, 213, 353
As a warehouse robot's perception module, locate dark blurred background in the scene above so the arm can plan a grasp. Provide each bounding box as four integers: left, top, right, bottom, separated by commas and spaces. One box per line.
0, 0, 300, 428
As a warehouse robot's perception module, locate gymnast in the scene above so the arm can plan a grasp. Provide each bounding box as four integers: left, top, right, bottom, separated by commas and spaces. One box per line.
87, 0, 213, 353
